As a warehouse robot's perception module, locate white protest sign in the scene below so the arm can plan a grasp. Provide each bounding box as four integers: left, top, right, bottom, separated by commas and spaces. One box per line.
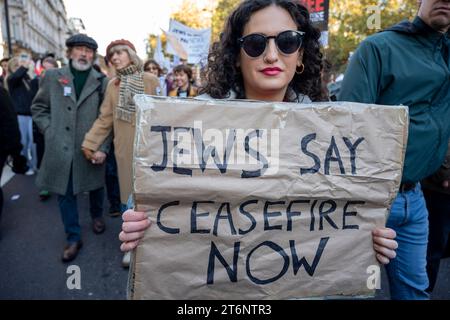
166, 19, 211, 64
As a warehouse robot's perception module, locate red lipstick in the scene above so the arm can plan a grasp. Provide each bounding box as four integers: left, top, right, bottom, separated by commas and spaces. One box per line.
261, 67, 282, 76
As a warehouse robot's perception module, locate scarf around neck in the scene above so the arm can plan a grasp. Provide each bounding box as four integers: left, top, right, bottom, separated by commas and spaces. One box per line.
115, 64, 144, 123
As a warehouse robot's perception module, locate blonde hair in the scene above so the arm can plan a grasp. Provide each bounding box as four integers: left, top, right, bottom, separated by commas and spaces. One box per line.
108, 45, 143, 70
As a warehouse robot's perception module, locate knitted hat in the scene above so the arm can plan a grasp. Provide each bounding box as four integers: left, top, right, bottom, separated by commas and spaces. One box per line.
66, 34, 98, 50
106, 39, 137, 61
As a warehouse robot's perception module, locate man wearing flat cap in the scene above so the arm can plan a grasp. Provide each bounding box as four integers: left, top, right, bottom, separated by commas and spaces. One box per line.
32, 34, 111, 262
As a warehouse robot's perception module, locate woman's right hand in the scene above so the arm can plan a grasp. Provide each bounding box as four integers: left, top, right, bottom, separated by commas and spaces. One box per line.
82, 147, 94, 161
119, 210, 152, 252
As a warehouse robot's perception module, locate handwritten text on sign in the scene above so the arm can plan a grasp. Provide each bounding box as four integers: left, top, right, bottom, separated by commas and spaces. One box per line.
130, 96, 408, 300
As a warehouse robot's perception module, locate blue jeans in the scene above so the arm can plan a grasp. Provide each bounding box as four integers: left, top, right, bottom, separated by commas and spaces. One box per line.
385, 184, 430, 300
17, 115, 37, 170
57, 171, 104, 243
127, 195, 134, 210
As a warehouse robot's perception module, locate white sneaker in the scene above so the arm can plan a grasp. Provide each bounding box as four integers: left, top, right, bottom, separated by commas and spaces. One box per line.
25, 169, 35, 176
122, 252, 131, 268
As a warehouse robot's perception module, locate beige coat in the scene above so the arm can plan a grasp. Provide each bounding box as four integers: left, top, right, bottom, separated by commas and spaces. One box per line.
82, 73, 159, 203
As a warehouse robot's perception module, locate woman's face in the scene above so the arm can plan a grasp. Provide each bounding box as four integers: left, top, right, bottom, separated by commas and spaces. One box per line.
238, 5, 303, 100
9, 61, 20, 74
174, 71, 189, 89
110, 48, 131, 71
146, 63, 160, 77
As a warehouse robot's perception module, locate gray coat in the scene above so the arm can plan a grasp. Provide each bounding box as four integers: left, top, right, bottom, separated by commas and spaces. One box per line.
31, 66, 110, 195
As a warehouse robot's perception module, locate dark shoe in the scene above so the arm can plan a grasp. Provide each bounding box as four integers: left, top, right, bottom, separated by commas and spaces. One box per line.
92, 217, 106, 234
62, 241, 83, 263
39, 190, 51, 201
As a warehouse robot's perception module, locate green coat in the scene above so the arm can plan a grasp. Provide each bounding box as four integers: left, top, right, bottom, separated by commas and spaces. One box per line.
339, 17, 450, 183
31, 66, 110, 195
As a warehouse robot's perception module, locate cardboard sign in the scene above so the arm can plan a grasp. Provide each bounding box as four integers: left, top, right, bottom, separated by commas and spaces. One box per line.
129, 96, 409, 300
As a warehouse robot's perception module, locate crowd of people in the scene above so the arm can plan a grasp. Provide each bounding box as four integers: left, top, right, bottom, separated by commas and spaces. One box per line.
0, 0, 448, 300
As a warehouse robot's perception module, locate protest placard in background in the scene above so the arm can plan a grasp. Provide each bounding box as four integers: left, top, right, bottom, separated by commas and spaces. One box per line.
299, 0, 330, 46
165, 19, 211, 64
129, 95, 409, 300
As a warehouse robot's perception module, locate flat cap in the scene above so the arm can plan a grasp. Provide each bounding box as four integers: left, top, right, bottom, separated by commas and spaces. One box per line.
66, 34, 98, 50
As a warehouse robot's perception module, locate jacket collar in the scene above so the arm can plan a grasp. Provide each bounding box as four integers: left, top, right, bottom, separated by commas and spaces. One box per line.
57, 67, 77, 104
413, 16, 448, 43
385, 16, 448, 47
77, 68, 104, 107
57, 66, 104, 107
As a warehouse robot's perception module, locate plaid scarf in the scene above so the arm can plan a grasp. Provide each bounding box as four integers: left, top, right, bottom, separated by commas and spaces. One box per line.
116, 64, 144, 123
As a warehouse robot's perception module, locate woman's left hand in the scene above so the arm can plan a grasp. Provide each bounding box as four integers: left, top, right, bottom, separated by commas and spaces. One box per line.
373, 228, 398, 265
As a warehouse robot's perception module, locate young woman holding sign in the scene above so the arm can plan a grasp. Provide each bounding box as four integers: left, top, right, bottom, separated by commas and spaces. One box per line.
119, 0, 398, 266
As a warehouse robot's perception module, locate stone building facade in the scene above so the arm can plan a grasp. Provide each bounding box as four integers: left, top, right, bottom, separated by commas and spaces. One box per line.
0, 0, 75, 59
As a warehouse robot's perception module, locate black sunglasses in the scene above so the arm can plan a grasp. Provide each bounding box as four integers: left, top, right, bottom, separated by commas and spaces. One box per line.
238, 30, 305, 58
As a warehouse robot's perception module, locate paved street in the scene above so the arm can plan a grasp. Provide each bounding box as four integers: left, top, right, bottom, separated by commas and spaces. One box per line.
0, 172, 449, 300
0, 172, 128, 300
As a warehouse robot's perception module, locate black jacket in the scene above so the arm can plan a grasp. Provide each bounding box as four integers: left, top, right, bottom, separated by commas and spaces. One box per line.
0, 87, 22, 157
7, 66, 39, 116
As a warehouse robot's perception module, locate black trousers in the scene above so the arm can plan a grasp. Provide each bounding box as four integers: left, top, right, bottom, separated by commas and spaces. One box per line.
423, 188, 450, 293
105, 143, 122, 212
33, 122, 45, 169
0, 153, 6, 218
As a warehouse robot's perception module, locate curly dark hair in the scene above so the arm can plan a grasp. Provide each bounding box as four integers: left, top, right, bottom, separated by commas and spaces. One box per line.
201, 0, 325, 102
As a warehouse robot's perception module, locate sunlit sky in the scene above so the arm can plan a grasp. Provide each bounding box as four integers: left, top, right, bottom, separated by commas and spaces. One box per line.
63, 0, 185, 58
